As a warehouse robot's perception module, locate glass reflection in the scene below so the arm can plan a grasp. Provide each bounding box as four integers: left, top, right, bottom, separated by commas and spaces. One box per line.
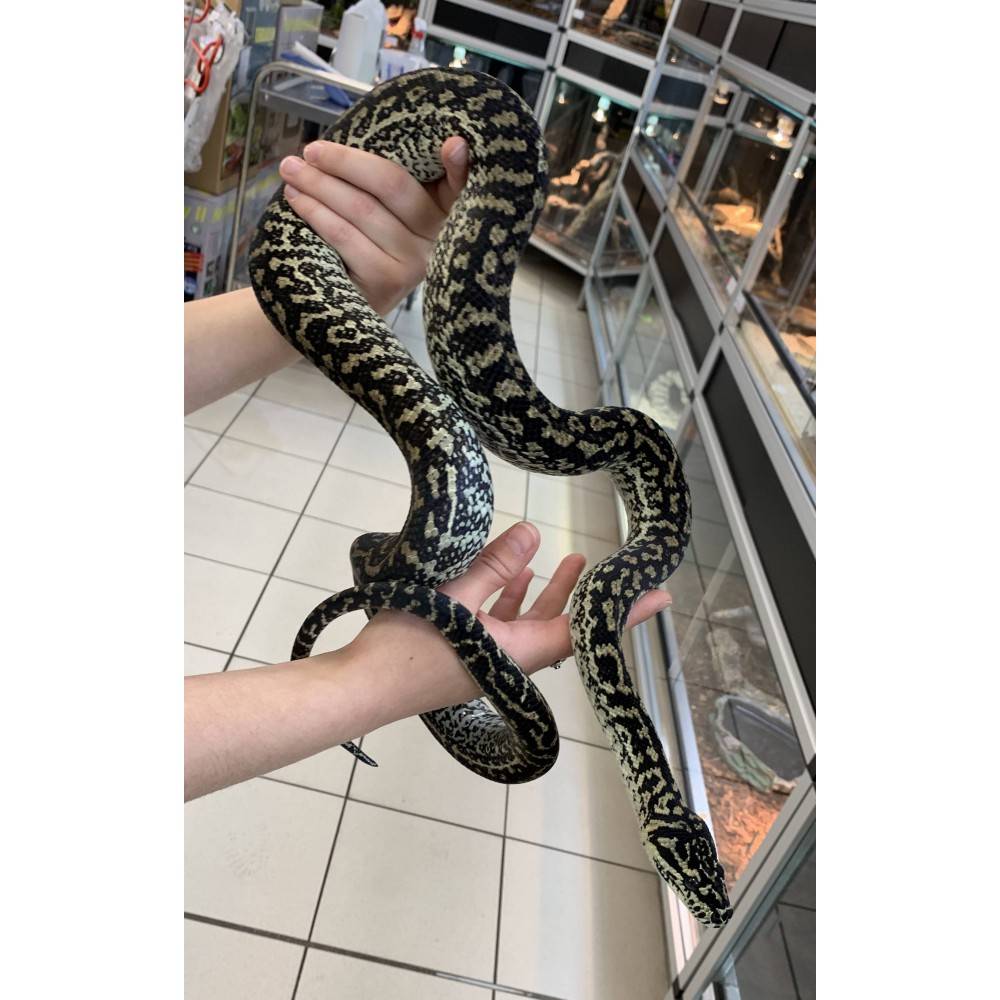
572, 0, 672, 58
665, 419, 804, 888
535, 80, 637, 266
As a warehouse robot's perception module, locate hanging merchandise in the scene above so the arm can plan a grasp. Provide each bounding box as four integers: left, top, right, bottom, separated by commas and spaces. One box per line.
332, 0, 387, 84
184, 2, 247, 173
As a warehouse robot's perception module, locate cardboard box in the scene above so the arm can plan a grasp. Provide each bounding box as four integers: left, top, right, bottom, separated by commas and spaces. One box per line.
185, 0, 296, 195
184, 161, 283, 299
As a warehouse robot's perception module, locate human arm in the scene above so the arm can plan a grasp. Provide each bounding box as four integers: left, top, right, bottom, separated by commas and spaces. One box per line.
183, 136, 470, 415
184, 521, 671, 801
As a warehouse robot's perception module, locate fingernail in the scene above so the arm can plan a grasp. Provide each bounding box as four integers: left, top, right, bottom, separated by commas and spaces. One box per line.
447, 140, 468, 168
303, 142, 321, 163
285, 184, 300, 200
507, 521, 538, 555
281, 155, 302, 175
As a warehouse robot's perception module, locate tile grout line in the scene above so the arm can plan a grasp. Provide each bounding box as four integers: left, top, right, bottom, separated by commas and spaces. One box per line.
290, 735, 365, 1000
185, 912, 568, 1000
184, 380, 263, 486
219, 411, 354, 670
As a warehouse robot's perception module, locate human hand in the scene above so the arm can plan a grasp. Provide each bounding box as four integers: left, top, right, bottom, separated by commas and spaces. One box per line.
277, 135, 470, 316
350, 521, 672, 716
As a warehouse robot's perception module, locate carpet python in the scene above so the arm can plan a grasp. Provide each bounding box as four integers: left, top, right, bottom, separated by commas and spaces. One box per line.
248, 67, 732, 927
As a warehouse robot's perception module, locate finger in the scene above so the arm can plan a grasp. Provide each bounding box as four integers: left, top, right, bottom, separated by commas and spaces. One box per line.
624, 590, 673, 629
283, 183, 402, 288
487, 613, 573, 674
522, 553, 587, 620
497, 591, 672, 674
488, 567, 533, 622
439, 521, 540, 611
428, 136, 469, 215
300, 141, 445, 240
280, 156, 427, 264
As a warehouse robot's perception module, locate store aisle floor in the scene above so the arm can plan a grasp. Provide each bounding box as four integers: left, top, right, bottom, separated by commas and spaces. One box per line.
184, 250, 670, 1000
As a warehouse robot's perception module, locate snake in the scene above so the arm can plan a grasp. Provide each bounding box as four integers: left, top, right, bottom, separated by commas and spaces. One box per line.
248, 67, 732, 928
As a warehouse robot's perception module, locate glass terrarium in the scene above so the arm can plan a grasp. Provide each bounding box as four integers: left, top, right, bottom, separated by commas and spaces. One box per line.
641, 112, 695, 175
570, 0, 673, 58
709, 837, 815, 999
733, 132, 815, 477
475, 0, 563, 22
695, 82, 804, 286
592, 196, 643, 350
424, 38, 544, 109
664, 418, 806, 891
535, 79, 637, 267
618, 282, 688, 433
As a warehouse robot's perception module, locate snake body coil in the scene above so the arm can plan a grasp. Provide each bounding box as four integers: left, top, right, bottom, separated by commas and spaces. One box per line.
249, 67, 732, 927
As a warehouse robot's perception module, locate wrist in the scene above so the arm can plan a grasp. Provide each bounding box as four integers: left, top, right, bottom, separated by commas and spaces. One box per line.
345, 609, 483, 729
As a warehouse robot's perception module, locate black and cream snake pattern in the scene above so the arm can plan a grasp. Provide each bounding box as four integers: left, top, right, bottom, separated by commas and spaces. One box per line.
248, 67, 732, 927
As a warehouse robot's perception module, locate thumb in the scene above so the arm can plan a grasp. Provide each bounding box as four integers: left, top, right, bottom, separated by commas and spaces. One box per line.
436, 136, 469, 213
439, 521, 540, 612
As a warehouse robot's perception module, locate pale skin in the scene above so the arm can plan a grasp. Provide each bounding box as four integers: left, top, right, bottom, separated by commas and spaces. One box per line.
184, 136, 672, 801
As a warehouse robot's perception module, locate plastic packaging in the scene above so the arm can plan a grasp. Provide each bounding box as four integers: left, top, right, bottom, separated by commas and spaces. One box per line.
184, 2, 247, 173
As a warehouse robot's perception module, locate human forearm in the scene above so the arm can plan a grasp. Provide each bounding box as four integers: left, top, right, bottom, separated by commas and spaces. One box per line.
183, 616, 483, 802
184, 287, 301, 414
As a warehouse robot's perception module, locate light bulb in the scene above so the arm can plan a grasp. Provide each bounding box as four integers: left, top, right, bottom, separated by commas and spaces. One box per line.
644, 114, 659, 137
556, 84, 568, 105
592, 95, 611, 123
449, 45, 467, 68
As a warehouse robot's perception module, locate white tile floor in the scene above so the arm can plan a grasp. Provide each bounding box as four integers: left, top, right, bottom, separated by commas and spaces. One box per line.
184, 250, 670, 1000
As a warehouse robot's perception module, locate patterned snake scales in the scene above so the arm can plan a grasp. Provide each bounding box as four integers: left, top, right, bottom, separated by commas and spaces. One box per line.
249, 68, 732, 927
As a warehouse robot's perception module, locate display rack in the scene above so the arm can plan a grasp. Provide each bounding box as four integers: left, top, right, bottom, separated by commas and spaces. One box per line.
572, 2, 816, 995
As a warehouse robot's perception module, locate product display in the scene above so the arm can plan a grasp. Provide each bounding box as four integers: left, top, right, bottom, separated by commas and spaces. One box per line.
248, 66, 732, 927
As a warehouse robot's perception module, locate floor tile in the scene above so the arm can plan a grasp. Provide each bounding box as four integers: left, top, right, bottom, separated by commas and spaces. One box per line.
186, 391, 251, 434
184, 644, 229, 677
535, 372, 600, 412
185, 427, 219, 480
536, 346, 598, 388
191, 437, 322, 512
275, 516, 359, 592
185, 486, 297, 572
296, 950, 489, 1000
539, 301, 590, 341
506, 737, 651, 870
184, 919, 303, 1000
235, 576, 369, 666
526, 475, 619, 541
530, 522, 616, 580
185, 555, 267, 652
306, 465, 412, 533
488, 459, 528, 517
185, 778, 344, 938
349, 714, 507, 833
537, 323, 596, 363
227, 397, 344, 462
256, 365, 353, 420
346, 403, 388, 433
531, 657, 609, 748
511, 270, 542, 306
509, 298, 540, 344
496, 840, 667, 1000
312, 801, 501, 980
330, 424, 409, 486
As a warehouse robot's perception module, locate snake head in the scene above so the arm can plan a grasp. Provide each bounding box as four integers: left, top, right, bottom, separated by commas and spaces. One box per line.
646, 811, 733, 928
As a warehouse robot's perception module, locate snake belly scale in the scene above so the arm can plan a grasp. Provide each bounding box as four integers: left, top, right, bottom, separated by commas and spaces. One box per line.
248, 67, 732, 927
